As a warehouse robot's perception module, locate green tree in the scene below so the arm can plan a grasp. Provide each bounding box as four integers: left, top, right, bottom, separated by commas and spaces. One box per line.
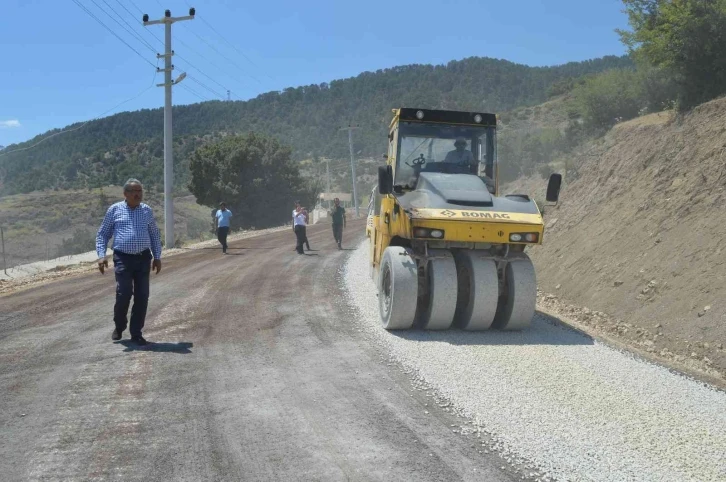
618, 0, 726, 109
188, 133, 319, 229
58, 227, 96, 256
572, 69, 644, 130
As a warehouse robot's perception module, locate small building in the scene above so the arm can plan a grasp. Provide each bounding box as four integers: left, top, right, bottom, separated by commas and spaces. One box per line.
318, 193, 352, 209
313, 193, 353, 224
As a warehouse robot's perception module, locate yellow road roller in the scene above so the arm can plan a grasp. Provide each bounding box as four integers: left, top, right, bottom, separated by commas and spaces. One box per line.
368, 108, 561, 330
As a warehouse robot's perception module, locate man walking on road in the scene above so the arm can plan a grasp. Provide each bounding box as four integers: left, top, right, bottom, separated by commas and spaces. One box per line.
96, 179, 162, 346
293, 201, 308, 255
292, 201, 311, 251
329, 197, 346, 249
214, 202, 232, 254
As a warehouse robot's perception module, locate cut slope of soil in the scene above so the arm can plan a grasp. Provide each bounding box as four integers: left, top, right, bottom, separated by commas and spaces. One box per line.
510, 98, 726, 380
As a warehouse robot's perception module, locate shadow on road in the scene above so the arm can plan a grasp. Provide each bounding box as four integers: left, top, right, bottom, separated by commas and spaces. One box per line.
175, 247, 276, 251
390, 312, 594, 346
116, 340, 194, 354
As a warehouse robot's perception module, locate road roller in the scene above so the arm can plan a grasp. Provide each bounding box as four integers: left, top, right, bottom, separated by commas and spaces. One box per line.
367, 107, 561, 330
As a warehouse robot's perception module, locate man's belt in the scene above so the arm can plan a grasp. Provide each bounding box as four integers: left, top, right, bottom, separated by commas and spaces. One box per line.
114, 249, 151, 257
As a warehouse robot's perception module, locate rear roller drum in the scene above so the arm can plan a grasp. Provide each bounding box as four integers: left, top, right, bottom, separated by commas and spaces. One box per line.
420, 249, 458, 330
378, 246, 418, 330
493, 254, 536, 330
453, 251, 499, 331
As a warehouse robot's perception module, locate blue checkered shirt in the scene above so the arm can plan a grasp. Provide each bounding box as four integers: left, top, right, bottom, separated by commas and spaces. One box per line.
96, 201, 162, 260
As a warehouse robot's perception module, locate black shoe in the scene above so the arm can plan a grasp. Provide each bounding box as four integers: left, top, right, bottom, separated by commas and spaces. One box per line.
112, 329, 122, 341
131, 335, 148, 346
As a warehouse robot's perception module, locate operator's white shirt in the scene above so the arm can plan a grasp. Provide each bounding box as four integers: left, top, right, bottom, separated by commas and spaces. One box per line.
292, 210, 307, 226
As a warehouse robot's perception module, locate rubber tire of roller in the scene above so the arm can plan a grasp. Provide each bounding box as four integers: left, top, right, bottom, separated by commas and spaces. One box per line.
453, 251, 498, 331
493, 255, 536, 331
378, 246, 418, 330
420, 249, 458, 330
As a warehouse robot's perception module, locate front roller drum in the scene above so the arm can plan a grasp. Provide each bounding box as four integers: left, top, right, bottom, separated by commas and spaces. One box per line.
453, 251, 499, 331
378, 246, 418, 330
493, 254, 537, 330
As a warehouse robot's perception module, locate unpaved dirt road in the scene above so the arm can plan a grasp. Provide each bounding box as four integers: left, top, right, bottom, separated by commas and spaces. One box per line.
0, 221, 519, 481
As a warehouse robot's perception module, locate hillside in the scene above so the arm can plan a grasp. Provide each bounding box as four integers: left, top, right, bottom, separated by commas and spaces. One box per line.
0, 55, 631, 195
0, 187, 216, 270
522, 97, 726, 380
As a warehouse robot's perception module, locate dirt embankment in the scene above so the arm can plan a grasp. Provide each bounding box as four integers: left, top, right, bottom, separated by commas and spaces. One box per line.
514, 98, 726, 380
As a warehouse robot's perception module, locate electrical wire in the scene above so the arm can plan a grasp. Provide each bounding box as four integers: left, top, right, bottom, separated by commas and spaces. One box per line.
123, 0, 166, 49
187, 76, 224, 99
70, 0, 157, 68
176, 53, 242, 98
180, 23, 261, 84
97, 0, 158, 53
87, 0, 156, 54
179, 83, 210, 102
120, 1, 244, 98
173, 38, 250, 90
0, 64, 159, 158
126, 0, 144, 15
182, 0, 273, 81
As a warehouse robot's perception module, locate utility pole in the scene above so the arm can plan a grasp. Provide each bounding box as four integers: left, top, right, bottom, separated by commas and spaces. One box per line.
227, 90, 231, 101
339, 125, 359, 217
143, 8, 194, 248
1, 227, 6, 276
325, 159, 331, 203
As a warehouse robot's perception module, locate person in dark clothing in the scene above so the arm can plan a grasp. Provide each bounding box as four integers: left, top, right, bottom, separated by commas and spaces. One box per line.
214, 202, 232, 254
292, 201, 307, 254
292, 201, 311, 251
329, 197, 346, 249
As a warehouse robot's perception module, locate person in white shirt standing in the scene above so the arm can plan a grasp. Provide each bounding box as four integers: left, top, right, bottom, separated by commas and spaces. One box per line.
293, 201, 307, 255
214, 202, 232, 254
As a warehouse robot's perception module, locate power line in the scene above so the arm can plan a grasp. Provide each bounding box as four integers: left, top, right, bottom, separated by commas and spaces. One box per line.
98, 0, 157, 53
126, 0, 144, 15
0, 72, 158, 158
181, 0, 273, 81
117, 2, 247, 98
180, 23, 262, 84
173, 36, 250, 89
70, 0, 156, 68
123, 0, 168, 50
114, 0, 164, 49
175, 52, 243, 99
88, 0, 157, 54
188, 75, 224, 99
180, 83, 210, 102
113, 2, 246, 103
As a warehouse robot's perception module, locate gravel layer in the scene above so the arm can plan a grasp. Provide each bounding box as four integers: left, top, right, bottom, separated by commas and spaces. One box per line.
344, 242, 726, 482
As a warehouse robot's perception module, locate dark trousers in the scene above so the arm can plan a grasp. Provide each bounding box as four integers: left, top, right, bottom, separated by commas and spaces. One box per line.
302, 226, 310, 250
217, 226, 229, 252
294, 225, 306, 254
113, 250, 151, 337
332, 223, 343, 245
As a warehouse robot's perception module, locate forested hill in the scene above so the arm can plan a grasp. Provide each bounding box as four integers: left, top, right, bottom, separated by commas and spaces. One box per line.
0, 55, 631, 195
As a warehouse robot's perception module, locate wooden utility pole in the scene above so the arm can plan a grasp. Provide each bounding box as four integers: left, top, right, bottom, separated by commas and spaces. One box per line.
1, 227, 7, 275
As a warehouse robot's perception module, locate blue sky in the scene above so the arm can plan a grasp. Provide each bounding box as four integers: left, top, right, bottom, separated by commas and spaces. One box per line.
0, 0, 629, 147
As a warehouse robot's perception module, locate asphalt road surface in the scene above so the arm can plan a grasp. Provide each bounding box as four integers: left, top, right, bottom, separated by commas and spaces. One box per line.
0, 221, 518, 482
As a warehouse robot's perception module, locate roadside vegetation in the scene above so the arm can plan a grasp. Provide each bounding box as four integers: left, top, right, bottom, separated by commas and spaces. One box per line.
497, 0, 726, 182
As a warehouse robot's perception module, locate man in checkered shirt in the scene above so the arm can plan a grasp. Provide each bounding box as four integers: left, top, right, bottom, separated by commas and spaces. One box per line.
96, 179, 162, 345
